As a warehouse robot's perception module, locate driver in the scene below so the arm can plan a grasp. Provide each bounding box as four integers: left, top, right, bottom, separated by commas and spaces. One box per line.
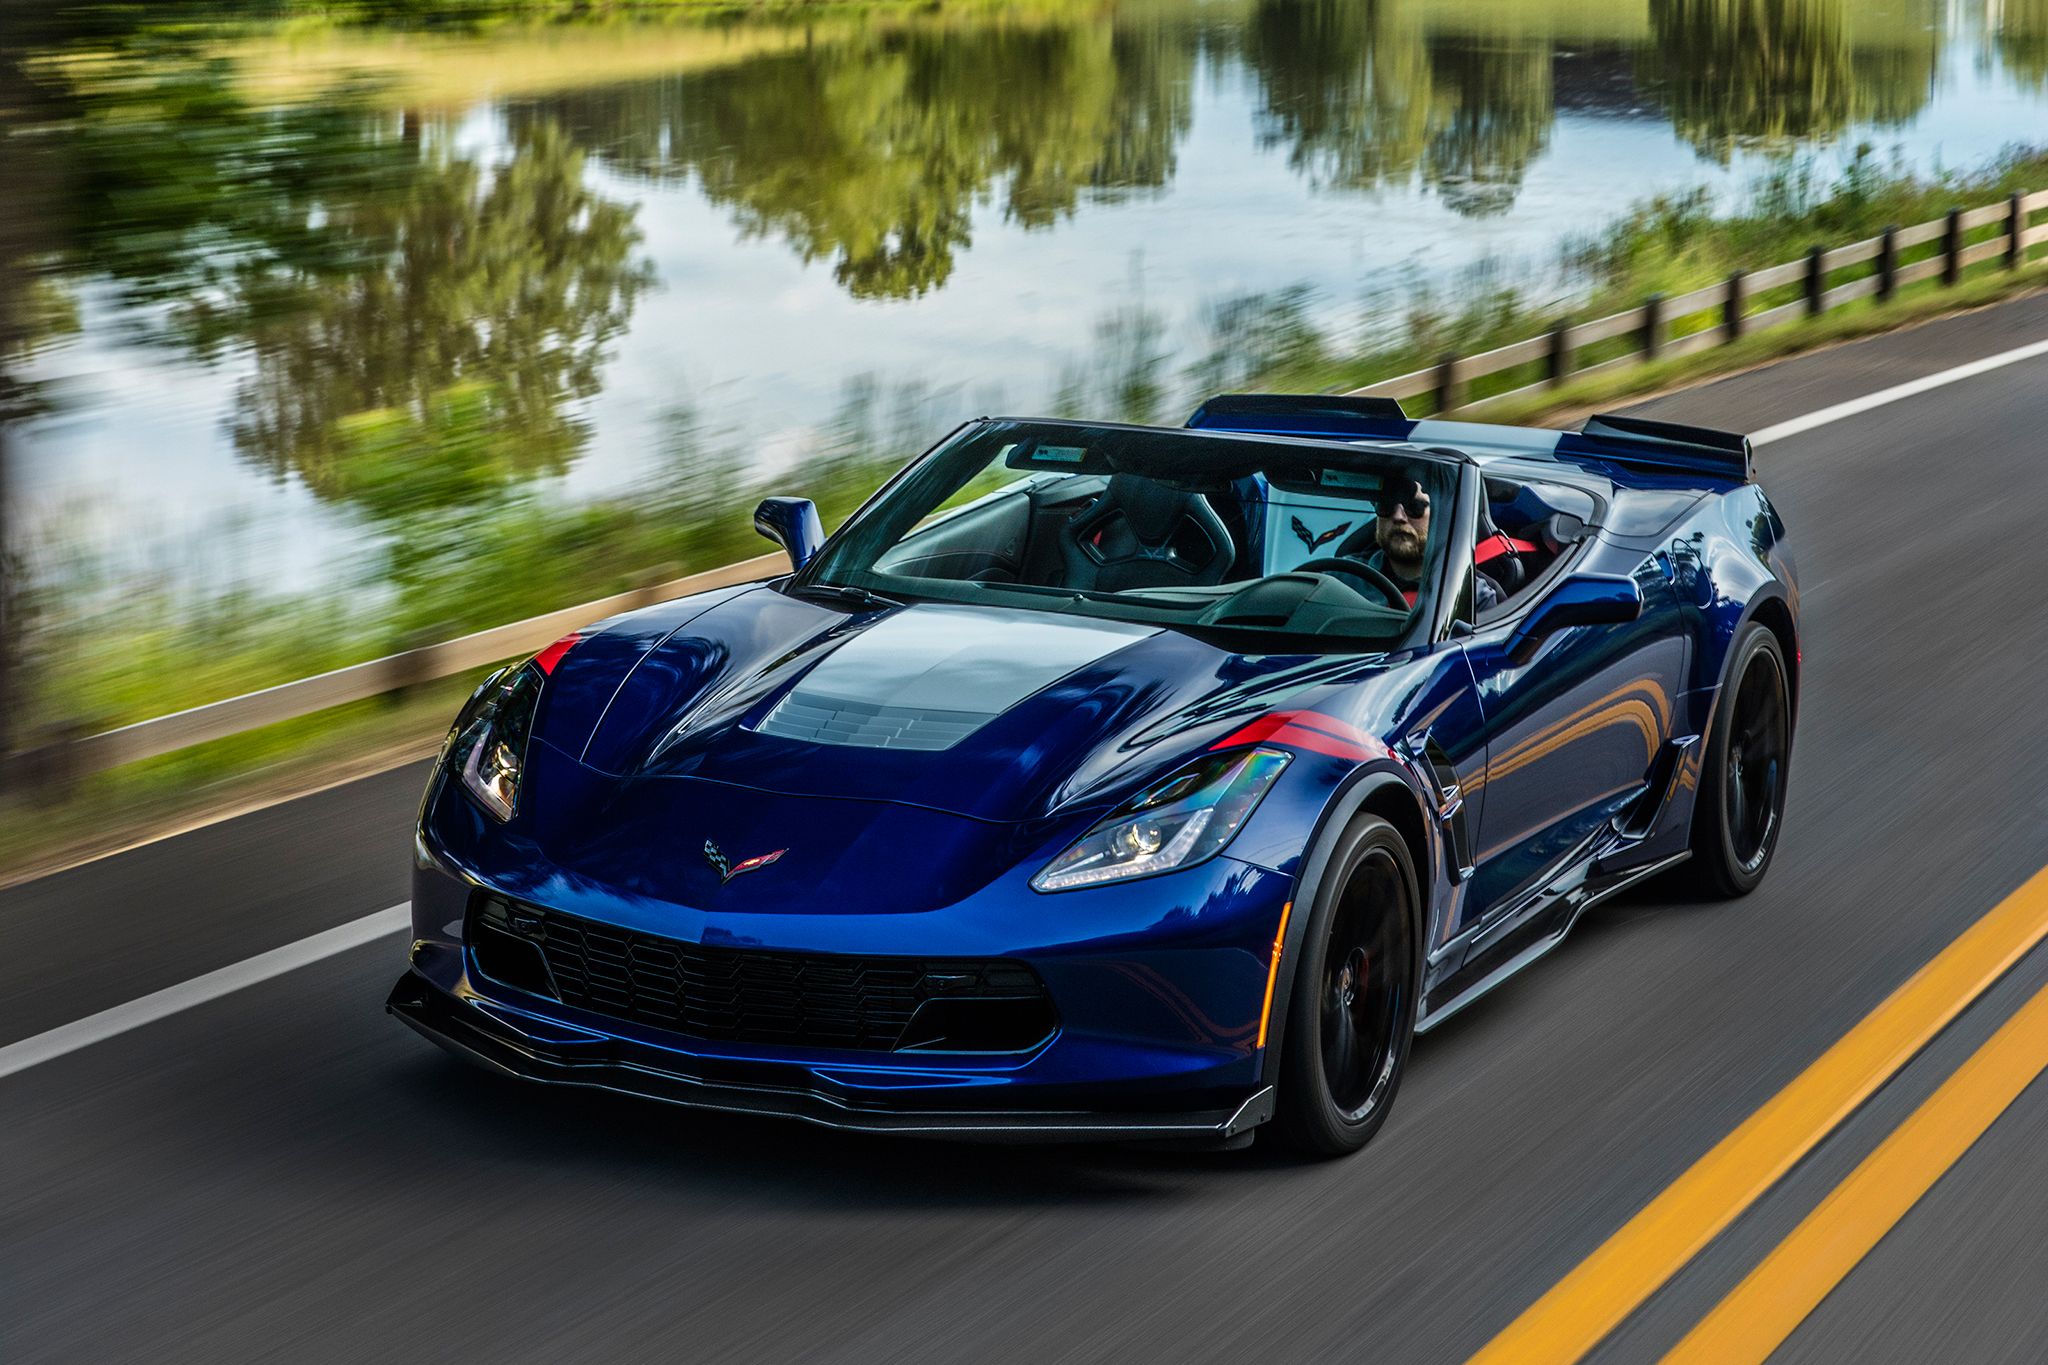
1351, 471, 1500, 613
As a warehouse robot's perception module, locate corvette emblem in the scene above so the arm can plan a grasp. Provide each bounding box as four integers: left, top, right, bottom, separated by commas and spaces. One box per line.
1291, 516, 1350, 552
703, 839, 787, 885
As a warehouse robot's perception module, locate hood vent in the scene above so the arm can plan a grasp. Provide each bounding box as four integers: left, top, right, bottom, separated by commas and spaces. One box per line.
746, 602, 1154, 752
756, 694, 991, 752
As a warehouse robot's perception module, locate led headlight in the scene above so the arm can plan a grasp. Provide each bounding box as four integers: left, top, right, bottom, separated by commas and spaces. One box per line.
451, 664, 544, 822
1032, 747, 1290, 892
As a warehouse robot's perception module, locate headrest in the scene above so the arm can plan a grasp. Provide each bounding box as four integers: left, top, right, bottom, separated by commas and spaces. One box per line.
1104, 473, 1192, 544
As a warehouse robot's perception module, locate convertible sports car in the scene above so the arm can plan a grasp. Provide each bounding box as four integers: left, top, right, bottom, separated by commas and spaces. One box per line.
388, 394, 1798, 1156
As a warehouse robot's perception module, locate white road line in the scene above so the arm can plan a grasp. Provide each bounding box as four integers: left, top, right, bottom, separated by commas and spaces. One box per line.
0, 903, 410, 1082
1750, 337, 2048, 445
9, 331, 2048, 1083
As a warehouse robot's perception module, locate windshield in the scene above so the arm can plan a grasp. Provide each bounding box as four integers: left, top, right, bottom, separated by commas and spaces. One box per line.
797, 420, 1461, 651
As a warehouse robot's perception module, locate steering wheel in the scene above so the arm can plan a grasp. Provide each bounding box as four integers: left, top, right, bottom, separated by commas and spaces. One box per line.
1293, 556, 1410, 609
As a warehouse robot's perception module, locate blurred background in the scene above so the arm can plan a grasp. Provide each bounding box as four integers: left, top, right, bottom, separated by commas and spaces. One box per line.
4, 0, 2047, 866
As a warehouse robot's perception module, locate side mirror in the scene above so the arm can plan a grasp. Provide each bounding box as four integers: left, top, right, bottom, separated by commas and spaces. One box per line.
1505, 572, 1642, 664
753, 496, 824, 571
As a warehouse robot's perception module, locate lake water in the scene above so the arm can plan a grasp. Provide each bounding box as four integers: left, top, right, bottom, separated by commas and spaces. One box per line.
16, 0, 2048, 599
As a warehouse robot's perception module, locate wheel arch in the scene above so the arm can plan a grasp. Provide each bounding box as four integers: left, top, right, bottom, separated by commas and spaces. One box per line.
1666, 586, 1798, 853
1258, 765, 1434, 1083
1743, 592, 1800, 731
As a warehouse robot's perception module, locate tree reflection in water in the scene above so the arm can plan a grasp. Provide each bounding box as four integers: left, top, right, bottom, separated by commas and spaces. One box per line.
509, 22, 1194, 299
1641, 0, 1933, 161
1999, 0, 2048, 90
227, 119, 654, 504
1244, 0, 1435, 192
1244, 0, 1549, 217
1422, 39, 1552, 218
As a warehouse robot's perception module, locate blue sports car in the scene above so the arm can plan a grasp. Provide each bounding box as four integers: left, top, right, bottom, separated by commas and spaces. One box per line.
388, 394, 1798, 1156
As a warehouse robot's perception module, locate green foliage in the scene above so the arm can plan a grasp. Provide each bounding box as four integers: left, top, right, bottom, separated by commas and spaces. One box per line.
1186, 286, 1329, 396
1563, 145, 2048, 304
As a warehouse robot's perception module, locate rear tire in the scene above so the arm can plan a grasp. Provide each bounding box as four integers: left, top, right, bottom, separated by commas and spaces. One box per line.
1681, 623, 1792, 899
1272, 815, 1420, 1158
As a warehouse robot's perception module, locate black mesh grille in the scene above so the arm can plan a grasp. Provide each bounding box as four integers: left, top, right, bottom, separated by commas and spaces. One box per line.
470, 897, 1051, 1052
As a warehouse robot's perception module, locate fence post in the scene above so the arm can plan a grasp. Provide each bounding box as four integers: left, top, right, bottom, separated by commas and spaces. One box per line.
1434, 352, 1463, 415
1805, 245, 1826, 317
1723, 271, 1746, 341
1877, 224, 1898, 302
1641, 293, 1665, 360
1547, 321, 1574, 387
2011, 190, 2027, 271
1943, 206, 1962, 286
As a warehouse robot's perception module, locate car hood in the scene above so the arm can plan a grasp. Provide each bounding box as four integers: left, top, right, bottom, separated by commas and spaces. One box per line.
557, 590, 1375, 823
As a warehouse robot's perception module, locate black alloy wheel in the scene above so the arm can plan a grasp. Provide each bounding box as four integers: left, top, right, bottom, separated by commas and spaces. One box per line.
1274, 815, 1419, 1156
1726, 645, 1789, 873
1687, 623, 1793, 898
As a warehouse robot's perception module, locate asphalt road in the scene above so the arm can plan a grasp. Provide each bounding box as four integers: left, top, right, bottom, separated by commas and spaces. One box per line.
9, 295, 2048, 1363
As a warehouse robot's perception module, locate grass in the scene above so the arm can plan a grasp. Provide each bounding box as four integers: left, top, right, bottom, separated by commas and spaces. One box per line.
0, 673, 481, 886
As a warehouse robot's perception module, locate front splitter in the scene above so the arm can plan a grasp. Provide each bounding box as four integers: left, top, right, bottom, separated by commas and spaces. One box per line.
387, 970, 1273, 1144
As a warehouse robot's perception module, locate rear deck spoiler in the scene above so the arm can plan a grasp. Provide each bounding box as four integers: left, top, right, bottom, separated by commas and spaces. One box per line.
1563, 413, 1753, 483
1186, 394, 1752, 483
1185, 393, 1412, 440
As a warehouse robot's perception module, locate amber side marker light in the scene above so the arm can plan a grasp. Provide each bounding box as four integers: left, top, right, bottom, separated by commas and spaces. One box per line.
1256, 901, 1294, 1049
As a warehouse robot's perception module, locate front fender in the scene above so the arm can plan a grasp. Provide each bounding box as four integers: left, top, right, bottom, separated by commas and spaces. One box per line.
1255, 762, 1439, 1083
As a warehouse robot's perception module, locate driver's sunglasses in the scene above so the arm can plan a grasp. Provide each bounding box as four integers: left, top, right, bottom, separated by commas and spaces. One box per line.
1376, 493, 1430, 520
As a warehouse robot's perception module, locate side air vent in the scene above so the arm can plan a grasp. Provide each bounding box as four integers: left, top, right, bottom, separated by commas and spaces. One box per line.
1415, 734, 1474, 882
1615, 734, 1698, 839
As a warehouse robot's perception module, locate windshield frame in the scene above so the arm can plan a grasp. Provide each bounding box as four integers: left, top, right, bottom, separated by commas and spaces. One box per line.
789, 416, 1474, 655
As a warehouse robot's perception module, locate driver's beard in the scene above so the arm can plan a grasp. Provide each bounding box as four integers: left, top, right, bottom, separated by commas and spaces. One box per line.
1381, 531, 1425, 580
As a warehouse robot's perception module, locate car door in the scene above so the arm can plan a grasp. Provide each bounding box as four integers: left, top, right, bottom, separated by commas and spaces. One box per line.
1457, 509, 1691, 933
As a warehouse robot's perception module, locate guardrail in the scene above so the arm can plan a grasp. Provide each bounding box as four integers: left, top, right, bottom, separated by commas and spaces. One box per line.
9, 189, 2048, 788
1347, 188, 2048, 413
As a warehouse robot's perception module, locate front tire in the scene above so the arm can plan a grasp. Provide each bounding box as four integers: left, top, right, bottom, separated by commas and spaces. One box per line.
1682, 622, 1793, 898
1272, 815, 1420, 1158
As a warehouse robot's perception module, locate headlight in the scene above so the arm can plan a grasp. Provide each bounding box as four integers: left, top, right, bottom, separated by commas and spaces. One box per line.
452, 664, 544, 822
1031, 747, 1290, 892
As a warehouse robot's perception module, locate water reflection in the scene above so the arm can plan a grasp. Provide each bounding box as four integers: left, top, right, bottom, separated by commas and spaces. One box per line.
229, 119, 653, 504
1999, 0, 2048, 89
1641, 0, 1933, 161
1244, 0, 1434, 194
1421, 38, 1553, 217
511, 22, 1194, 298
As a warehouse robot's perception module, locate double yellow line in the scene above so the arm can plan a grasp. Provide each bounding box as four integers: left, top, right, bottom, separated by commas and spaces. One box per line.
1469, 865, 2048, 1365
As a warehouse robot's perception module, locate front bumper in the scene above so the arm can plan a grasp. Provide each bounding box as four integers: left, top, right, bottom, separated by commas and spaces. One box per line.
402, 761, 1297, 1140
387, 968, 1274, 1141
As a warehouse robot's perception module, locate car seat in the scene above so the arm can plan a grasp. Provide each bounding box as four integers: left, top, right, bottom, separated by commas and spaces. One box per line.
1057, 474, 1236, 591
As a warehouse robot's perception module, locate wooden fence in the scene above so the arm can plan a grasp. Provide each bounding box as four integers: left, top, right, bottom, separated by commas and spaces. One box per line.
1348, 188, 2048, 414
9, 190, 2048, 786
